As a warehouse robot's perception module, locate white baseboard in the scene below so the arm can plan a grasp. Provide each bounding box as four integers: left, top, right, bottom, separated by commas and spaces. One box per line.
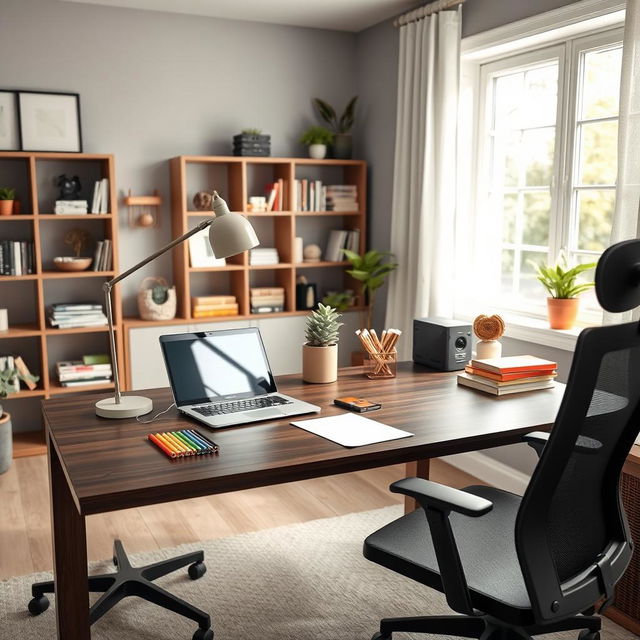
443, 451, 530, 495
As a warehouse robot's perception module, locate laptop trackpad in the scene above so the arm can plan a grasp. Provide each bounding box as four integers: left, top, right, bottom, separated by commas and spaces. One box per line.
247, 408, 286, 420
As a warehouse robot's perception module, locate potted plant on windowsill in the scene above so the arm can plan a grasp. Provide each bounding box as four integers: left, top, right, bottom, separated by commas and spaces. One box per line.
303, 303, 343, 383
299, 126, 334, 160
0, 187, 16, 216
532, 254, 597, 330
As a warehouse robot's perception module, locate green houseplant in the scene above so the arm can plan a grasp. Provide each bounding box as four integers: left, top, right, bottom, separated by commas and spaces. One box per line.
302, 303, 343, 383
0, 187, 16, 216
532, 255, 597, 329
343, 249, 398, 329
313, 96, 358, 159
322, 290, 355, 312
299, 126, 334, 160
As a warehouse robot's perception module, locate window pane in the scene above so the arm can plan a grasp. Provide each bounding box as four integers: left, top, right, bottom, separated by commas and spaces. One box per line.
523, 192, 551, 246
520, 250, 548, 298
524, 128, 555, 186
492, 132, 519, 187
577, 189, 615, 251
578, 121, 618, 185
502, 193, 517, 243
571, 253, 599, 311
501, 249, 515, 295
523, 64, 559, 127
494, 73, 523, 130
581, 46, 622, 120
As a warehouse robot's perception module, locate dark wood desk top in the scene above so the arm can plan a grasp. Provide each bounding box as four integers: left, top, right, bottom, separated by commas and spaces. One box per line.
43, 362, 565, 516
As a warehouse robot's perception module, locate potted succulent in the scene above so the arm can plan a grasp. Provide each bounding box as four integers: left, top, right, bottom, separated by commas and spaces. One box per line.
0, 187, 16, 216
299, 126, 334, 160
313, 96, 358, 159
303, 303, 343, 383
532, 255, 597, 330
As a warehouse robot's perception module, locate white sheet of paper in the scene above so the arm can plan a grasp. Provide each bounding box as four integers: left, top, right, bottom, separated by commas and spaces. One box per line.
291, 412, 414, 448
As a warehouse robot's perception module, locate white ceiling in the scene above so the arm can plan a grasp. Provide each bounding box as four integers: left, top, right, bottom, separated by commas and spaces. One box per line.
59, 0, 419, 31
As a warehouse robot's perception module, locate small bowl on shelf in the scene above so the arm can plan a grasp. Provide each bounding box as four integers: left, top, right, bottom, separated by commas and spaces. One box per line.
53, 257, 92, 272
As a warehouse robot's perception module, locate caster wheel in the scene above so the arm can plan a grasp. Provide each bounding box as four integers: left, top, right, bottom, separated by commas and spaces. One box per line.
193, 628, 213, 640
578, 632, 600, 640
188, 561, 207, 580
28, 595, 50, 616
372, 633, 391, 640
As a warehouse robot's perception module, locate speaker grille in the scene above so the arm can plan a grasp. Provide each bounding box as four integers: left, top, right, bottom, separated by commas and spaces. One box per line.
615, 470, 640, 619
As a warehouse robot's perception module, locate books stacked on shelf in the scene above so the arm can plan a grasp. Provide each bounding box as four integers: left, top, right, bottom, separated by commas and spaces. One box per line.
457, 355, 557, 396
326, 185, 358, 212
249, 248, 279, 266
264, 179, 285, 211
0, 355, 38, 392
57, 355, 112, 387
54, 200, 88, 215
293, 179, 327, 212
233, 133, 271, 157
0, 240, 35, 275
325, 229, 360, 262
191, 295, 239, 318
48, 302, 108, 329
251, 287, 285, 313
90, 178, 110, 214
92, 239, 113, 271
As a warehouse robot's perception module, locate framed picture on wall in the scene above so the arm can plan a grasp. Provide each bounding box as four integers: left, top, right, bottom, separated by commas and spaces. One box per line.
0, 91, 21, 151
18, 91, 82, 152
188, 228, 226, 268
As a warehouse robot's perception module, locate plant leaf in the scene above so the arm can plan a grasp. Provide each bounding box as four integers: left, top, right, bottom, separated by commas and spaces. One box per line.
313, 98, 337, 128
338, 96, 358, 133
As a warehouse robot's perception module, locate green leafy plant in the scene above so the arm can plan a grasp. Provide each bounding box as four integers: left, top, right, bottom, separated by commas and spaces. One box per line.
305, 303, 343, 347
241, 128, 262, 135
322, 290, 355, 312
0, 366, 39, 415
343, 249, 398, 329
151, 284, 170, 305
314, 96, 358, 134
531, 254, 597, 299
299, 126, 334, 146
0, 188, 16, 200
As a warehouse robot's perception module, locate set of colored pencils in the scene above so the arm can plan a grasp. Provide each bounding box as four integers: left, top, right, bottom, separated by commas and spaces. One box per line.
148, 429, 219, 459
356, 328, 402, 375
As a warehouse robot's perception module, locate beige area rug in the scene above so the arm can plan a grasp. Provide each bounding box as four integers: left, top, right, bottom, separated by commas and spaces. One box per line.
0, 505, 635, 640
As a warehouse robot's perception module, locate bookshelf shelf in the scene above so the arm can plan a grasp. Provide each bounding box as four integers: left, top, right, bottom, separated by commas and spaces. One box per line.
248, 263, 292, 270
189, 265, 244, 272
295, 261, 350, 268
294, 210, 361, 216
0, 151, 123, 456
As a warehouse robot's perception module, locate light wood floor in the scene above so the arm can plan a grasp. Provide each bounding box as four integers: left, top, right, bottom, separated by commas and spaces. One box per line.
0, 455, 481, 580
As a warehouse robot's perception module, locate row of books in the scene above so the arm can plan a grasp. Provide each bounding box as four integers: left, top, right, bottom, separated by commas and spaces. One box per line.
264, 179, 285, 211
251, 287, 284, 313
90, 179, 110, 214
0, 240, 36, 275
325, 229, 360, 262
191, 295, 239, 318
292, 182, 359, 212
0, 355, 37, 391
92, 239, 113, 271
457, 356, 557, 396
57, 355, 112, 387
48, 302, 108, 330
249, 248, 279, 265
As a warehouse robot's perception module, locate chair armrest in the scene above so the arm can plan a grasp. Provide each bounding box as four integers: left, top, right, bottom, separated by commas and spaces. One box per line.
524, 431, 603, 458
390, 477, 493, 517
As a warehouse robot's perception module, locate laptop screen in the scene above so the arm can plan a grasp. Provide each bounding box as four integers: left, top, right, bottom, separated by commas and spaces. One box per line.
160, 328, 277, 406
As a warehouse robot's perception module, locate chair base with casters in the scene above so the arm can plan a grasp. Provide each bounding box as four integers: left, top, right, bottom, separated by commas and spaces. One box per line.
28, 539, 213, 640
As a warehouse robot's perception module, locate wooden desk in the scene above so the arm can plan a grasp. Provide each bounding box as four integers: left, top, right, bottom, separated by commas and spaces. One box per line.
43, 362, 565, 639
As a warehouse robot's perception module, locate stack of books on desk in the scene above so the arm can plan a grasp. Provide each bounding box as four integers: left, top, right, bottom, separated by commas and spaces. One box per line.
57, 357, 112, 387
457, 355, 557, 396
251, 287, 285, 313
191, 295, 239, 318
249, 248, 279, 265
48, 302, 108, 329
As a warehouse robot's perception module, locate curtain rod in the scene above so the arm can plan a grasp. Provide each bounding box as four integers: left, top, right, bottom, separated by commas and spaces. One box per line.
394, 0, 464, 27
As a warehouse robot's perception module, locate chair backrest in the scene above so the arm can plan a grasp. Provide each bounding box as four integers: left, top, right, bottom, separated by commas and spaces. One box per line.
515, 240, 640, 625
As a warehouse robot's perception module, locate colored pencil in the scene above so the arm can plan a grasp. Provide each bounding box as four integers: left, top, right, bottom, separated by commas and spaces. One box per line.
164, 431, 192, 455
185, 429, 215, 452
156, 432, 184, 456
173, 430, 200, 454
148, 433, 177, 458
179, 430, 207, 454
192, 430, 220, 452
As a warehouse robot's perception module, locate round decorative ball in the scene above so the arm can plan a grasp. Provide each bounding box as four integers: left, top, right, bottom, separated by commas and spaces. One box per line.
473, 314, 505, 341
303, 244, 322, 262
193, 191, 213, 211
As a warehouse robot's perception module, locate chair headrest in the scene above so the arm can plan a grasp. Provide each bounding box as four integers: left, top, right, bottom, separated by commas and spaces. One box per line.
596, 239, 640, 312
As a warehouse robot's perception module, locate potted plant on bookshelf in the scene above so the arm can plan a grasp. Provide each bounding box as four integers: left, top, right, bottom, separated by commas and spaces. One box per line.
532, 254, 597, 330
299, 126, 334, 160
313, 96, 358, 159
0, 188, 16, 216
302, 304, 343, 383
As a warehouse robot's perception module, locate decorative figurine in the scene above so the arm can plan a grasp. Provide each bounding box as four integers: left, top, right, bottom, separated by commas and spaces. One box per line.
56, 174, 81, 200
473, 314, 506, 359
193, 190, 214, 211
303, 244, 322, 263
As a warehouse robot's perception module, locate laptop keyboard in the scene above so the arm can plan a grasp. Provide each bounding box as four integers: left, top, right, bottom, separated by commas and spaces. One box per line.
193, 396, 292, 417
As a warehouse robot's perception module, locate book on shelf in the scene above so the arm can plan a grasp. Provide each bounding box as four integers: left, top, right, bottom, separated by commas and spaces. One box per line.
250, 287, 285, 313
462, 369, 556, 387
92, 239, 112, 271
325, 229, 360, 261
464, 365, 557, 383
0, 356, 20, 392
469, 355, 557, 375
457, 373, 555, 395
191, 295, 237, 306
193, 306, 239, 318
90, 178, 109, 214
48, 302, 108, 329
0, 240, 35, 276
265, 182, 279, 212
251, 305, 284, 314
191, 294, 239, 318
57, 357, 112, 386
250, 287, 285, 297
54, 200, 89, 215
249, 248, 280, 265
13, 356, 37, 390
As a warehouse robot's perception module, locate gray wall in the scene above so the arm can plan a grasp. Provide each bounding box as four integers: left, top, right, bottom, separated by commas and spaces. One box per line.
0, 0, 357, 314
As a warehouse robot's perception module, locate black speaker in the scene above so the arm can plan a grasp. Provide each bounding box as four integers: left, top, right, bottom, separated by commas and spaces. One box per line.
413, 317, 472, 371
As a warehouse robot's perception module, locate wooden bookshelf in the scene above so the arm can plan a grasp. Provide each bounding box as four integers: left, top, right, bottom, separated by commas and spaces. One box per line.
0, 151, 123, 455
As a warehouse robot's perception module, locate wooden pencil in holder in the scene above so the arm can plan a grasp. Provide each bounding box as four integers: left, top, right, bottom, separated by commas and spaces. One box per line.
364, 349, 397, 379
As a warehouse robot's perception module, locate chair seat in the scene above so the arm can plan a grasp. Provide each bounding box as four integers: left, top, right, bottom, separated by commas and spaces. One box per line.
363, 485, 535, 626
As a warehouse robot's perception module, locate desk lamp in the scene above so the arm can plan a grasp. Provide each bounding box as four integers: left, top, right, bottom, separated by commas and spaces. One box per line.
95, 192, 259, 419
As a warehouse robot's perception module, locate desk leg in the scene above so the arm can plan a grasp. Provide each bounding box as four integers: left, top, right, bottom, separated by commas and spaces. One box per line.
404, 460, 430, 513
49, 434, 91, 640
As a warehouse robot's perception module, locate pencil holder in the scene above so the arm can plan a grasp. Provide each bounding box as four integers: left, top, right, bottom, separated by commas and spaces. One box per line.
364, 349, 397, 379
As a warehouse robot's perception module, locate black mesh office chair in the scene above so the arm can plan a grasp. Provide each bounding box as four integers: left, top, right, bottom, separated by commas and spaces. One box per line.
364, 239, 640, 640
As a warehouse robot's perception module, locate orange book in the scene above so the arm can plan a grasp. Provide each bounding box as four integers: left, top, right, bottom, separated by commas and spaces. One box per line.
469, 355, 557, 375
193, 309, 239, 318
464, 365, 556, 382
192, 303, 239, 312
191, 295, 236, 306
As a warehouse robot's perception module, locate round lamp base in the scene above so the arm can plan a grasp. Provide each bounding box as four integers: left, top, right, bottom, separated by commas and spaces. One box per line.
95, 395, 153, 419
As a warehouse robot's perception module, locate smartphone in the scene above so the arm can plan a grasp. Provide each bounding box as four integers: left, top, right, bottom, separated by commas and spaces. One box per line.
334, 396, 382, 413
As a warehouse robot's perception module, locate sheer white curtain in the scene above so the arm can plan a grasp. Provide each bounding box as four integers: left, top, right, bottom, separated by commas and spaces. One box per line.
385, 9, 461, 359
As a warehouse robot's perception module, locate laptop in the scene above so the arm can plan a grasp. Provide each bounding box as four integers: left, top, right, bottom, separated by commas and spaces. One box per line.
159, 328, 321, 428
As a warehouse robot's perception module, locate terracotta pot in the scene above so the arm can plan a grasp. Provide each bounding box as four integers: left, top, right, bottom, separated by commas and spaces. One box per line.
0, 200, 14, 216
547, 297, 579, 330
303, 344, 338, 383
0, 412, 12, 474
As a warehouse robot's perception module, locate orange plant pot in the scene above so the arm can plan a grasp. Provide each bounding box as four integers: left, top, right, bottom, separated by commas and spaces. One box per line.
547, 297, 579, 330
0, 200, 14, 216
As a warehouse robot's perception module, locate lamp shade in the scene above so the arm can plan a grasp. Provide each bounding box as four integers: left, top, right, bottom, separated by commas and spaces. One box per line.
209, 192, 259, 258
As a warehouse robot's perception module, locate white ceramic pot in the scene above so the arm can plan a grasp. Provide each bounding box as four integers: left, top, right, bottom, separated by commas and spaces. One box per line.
303, 344, 338, 383
308, 144, 327, 160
